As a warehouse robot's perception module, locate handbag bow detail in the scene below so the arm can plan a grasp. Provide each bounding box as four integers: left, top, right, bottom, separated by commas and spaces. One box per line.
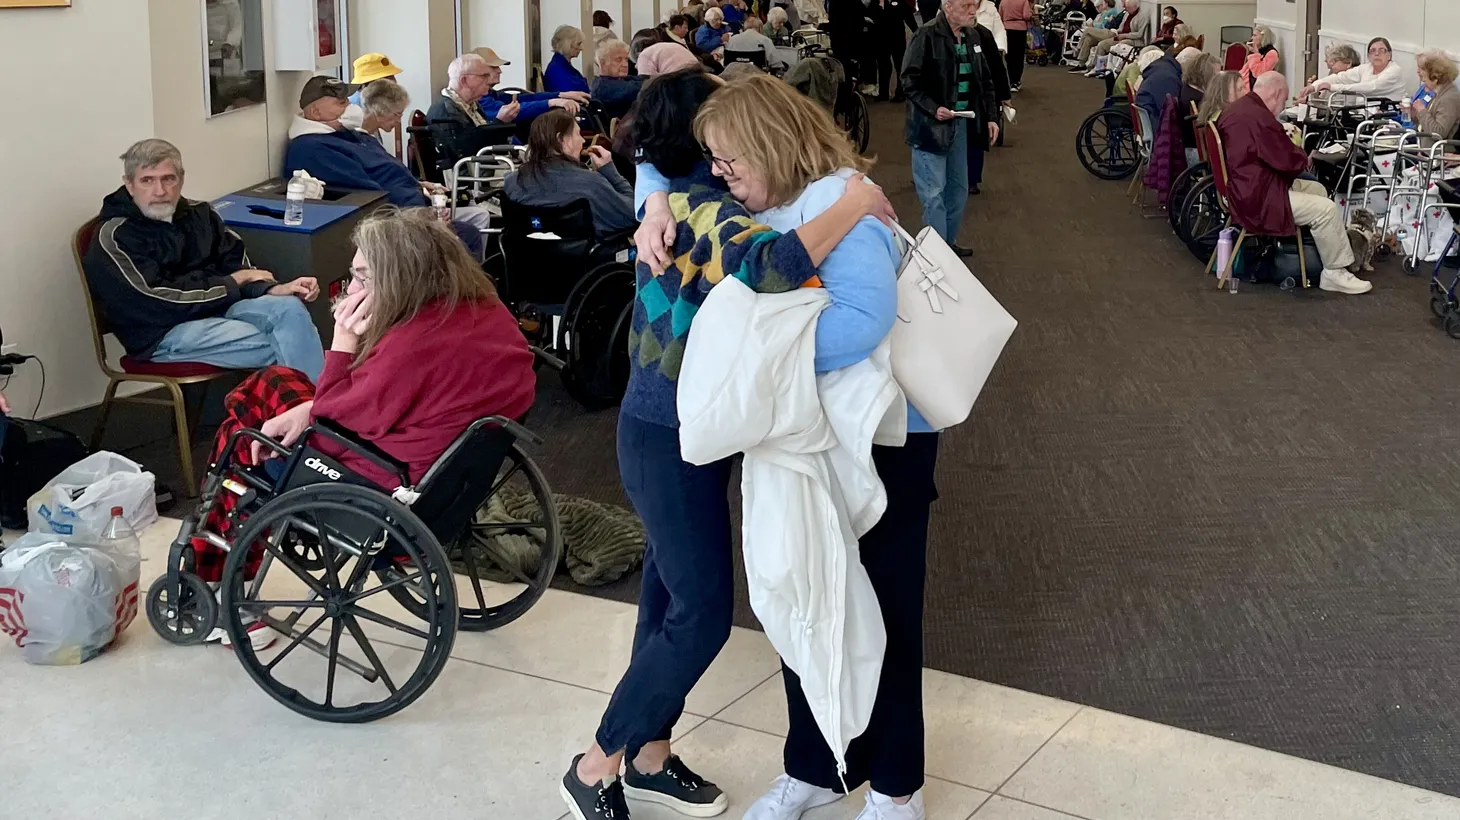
913, 252, 960, 314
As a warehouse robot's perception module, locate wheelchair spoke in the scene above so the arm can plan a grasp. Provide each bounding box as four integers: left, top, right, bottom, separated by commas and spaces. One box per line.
473, 520, 542, 532
345, 565, 426, 605
241, 599, 329, 610
324, 617, 343, 708
342, 613, 398, 694
346, 604, 432, 640
261, 535, 331, 599
266, 611, 330, 672
486, 461, 525, 499
459, 543, 491, 612
476, 538, 542, 589
308, 510, 344, 594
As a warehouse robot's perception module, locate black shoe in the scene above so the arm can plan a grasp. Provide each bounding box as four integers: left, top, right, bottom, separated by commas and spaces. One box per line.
623, 755, 727, 817
950, 243, 974, 258
1067, 66, 1087, 73
561, 755, 632, 820
968, 183, 981, 195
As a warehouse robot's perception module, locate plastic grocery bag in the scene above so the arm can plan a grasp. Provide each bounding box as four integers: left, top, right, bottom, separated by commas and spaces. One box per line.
27, 451, 157, 538
0, 532, 141, 665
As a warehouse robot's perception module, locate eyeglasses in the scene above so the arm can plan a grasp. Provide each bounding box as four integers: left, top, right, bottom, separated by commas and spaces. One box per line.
701, 145, 739, 176
1368, 47, 1390, 56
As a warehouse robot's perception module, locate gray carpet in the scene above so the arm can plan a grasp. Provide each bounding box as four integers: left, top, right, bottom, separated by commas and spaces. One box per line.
55, 68, 1460, 796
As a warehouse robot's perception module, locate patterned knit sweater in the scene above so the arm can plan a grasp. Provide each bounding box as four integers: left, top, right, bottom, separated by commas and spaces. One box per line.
621, 163, 820, 428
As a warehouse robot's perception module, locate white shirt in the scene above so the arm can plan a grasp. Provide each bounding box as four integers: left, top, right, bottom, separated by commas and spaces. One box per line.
1320, 61, 1409, 102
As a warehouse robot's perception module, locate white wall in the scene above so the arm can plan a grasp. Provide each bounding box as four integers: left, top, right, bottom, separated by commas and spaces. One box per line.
542, 0, 589, 79
349, 0, 457, 125
463, 0, 530, 88
1253, 0, 1299, 87
0, 1, 156, 418
1317, 0, 1454, 97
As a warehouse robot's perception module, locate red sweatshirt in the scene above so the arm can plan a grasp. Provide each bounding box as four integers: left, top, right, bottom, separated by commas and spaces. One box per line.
310, 298, 536, 489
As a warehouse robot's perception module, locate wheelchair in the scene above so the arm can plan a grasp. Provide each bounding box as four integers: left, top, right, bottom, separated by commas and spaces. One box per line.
790, 39, 870, 155
1076, 96, 1141, 180
489, 194, 637, 410
144, 415, 562, 722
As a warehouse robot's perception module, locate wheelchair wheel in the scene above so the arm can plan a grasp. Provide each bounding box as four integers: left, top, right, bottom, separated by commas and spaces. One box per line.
218, 483, 458, 723
1447, 310, 1460, 340
385, 443, 563, 632
1177, 177, 1226, 262
145, 570, 216, 646
1167, 162, 1210, 239
1076, 107, 1139, 180
836, 91, 871, 155
559, 262, 635, 410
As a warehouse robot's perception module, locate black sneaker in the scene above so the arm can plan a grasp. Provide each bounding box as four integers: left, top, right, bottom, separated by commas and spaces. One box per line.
623, 755, 728, 817
950, 243, 974, 258
561, 755, 632, 820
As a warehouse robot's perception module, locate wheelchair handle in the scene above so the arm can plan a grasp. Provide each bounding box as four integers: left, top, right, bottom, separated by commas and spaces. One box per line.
309, 417, 413, 487
480, 414, 543, 447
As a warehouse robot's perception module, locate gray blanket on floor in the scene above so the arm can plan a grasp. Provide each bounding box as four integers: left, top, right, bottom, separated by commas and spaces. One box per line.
461, 486, 645, 587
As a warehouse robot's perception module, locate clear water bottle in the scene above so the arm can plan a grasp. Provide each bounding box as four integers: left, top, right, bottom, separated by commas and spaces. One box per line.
284, 175, 307, 227
101, 506, 139, 556
432, 191, 451, 222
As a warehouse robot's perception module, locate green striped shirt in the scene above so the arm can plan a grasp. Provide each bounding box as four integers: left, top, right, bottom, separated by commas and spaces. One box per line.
954, 40, 974, 112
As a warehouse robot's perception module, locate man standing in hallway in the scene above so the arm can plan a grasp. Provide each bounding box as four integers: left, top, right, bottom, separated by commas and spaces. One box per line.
1217, 73, 1371, 294
84, 140, 325, 379
900, 0, 999, 256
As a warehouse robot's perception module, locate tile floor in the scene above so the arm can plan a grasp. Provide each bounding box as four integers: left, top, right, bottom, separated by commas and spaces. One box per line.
2, 519, 1458, 820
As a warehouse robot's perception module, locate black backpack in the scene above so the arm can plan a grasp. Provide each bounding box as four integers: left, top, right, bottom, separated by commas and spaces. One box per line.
0, 417, 88, 531
1233, 236, 1325, 288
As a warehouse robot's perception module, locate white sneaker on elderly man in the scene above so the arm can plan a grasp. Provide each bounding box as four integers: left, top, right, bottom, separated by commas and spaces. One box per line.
1319, 268, 1374, 295
744, 775, 842, 820
854, 789, 925, 820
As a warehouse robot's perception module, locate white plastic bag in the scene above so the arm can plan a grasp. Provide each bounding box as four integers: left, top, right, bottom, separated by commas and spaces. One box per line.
27, 451, 157, 538
0, 532, 141, 665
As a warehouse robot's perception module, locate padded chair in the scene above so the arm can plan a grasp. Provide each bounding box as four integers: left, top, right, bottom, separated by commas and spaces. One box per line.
724, 48, 768, 68
1199, 125, 1310, 289
72, 217, 247, 496
1223, 42, 1246, 72
406, 109, 444, 184
497, 197, 628, 307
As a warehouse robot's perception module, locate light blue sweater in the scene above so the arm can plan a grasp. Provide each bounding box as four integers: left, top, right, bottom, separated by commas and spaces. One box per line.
636, 164, 934, 432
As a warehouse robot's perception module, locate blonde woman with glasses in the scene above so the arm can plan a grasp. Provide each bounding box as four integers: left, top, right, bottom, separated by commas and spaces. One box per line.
638, 72, 941, 820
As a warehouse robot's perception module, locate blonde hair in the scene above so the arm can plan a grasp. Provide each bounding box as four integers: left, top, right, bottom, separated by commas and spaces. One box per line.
552, 25, 584, 55
1197, 70, 1242, 124
1253, 26, 1274, 50
694, 73, 871, 208
349, 208, 498, 366
1417, 49, 1459, 88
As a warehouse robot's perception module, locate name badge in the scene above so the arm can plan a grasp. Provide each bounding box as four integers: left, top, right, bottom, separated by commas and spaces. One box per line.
973, 45, 983, 54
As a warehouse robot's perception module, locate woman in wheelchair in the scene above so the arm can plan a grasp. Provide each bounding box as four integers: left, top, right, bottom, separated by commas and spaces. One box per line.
560, 68, 897, 820
193, 208, 536, 647
502, 107, 637, 240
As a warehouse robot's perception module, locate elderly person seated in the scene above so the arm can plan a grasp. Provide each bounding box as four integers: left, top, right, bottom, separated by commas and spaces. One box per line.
1219, 73, 1371, 295
473, 47, 588, 125
727, 15, 792, 71
695, 7, 731, 53
1321, 44, 1360, 77
1136, 46, 1182, 123
1238, 26, 1280, 91
766, 6, 794, 46
341, 52, 402, 131
721, 0, 749, 32
502, 109, 636, 240
545, 25, 592, 93
658, 14, 703, 55
84, 139, 324, 379
1407, 50, 1460, 143
1152, 4, 1181, 48
592, 39, 645, 118
1178, 52, 1220, 164
429, 52, 587, 159
1299, 37, 1407, 103
1075, 0, 1149, 72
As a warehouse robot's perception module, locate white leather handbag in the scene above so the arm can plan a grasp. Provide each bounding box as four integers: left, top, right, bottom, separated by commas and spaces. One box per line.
889, 223, 1017, 430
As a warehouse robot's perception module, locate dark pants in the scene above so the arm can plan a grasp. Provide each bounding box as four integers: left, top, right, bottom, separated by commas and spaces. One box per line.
916, 0, 938, 24
1006, 30, 1027, 86
782, 432, 940, 798
595, 412, 736, 757
876, 36, 907, 99
967, 133, 986, 187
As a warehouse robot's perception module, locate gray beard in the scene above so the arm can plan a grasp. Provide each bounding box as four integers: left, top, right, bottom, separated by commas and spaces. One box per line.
140, 201, 178, 222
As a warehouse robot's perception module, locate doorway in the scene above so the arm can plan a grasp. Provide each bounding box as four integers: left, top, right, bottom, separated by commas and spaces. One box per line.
1301, 0, 1321, 83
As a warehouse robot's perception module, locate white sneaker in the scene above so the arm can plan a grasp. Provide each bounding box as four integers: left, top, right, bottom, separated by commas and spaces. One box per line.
744, 775, 842, 820
1319, 268, 1373, 295
205, 587, 279, 651
854, 789, 925, 820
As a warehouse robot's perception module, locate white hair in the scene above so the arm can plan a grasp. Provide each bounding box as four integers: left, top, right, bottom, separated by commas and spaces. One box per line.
448, 53, 486, 87
1254, 70, 1287, 94
121, 139, 184, 180
597, 38, 630, 67
767, 6, 787, 25
552, 25, 584, 55
361, 80, 411, 119
705, 6, 724, 24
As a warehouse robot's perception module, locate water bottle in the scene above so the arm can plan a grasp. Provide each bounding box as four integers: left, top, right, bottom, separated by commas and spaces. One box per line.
432, 191, 451, 222
1215, 227, 1237, 283
101, 506, 139, 556
284, 175, 307, 227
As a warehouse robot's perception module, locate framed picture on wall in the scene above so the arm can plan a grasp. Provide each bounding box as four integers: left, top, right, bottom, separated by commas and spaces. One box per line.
203, 0, 267, 117
0, 0, 73, 6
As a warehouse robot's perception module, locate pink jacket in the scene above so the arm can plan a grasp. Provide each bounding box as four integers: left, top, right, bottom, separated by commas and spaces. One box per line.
1001, 0, 1034, 31
1239, 47, 1280, 89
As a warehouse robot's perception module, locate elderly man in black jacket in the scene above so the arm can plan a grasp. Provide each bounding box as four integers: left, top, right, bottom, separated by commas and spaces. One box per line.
901, 0, 999, 255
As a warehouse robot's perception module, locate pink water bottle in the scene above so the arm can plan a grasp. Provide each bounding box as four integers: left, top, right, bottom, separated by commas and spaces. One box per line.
1215, 227, 1237, 282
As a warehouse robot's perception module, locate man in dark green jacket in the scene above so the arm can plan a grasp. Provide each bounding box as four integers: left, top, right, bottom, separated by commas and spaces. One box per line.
900, 0, 999, 255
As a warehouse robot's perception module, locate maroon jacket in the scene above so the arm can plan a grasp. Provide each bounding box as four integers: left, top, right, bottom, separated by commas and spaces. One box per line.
311, 298, 536, 489
1215, 92, 1308, 236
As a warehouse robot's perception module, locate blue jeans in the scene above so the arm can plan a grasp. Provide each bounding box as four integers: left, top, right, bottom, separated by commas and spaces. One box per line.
150, 296, 325, 381
911, 119, 969, 244
595, 412, 735, 756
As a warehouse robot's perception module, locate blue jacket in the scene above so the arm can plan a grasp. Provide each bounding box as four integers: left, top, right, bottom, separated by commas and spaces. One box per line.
479, 88, 559, 122
591, 75, 644, 119
721, 4, 746, 32
1137, 54, 1183, 125
543, 52, 590, 93
284, 124, 427, 207
695, 24, 727, 52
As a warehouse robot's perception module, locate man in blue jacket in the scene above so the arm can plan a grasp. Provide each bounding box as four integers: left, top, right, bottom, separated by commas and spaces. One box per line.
471, 47, 588, 125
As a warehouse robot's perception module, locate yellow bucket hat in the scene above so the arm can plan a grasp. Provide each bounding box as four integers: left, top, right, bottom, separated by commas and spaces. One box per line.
351, 53, 403, 85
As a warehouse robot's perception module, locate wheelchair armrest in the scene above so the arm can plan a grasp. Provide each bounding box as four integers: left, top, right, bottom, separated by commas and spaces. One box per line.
594, 227, 637, 254
308, 417, 413, 487
483, 414, 543, 446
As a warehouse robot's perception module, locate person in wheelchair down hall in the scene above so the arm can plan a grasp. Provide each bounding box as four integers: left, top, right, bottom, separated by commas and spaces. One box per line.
428, 52, 588, 160
191, 208, 536, 648
559, 68, 898, 820
83, 139, 325, 379
502, 108, 637, 239
1218, 73, 1371, 295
